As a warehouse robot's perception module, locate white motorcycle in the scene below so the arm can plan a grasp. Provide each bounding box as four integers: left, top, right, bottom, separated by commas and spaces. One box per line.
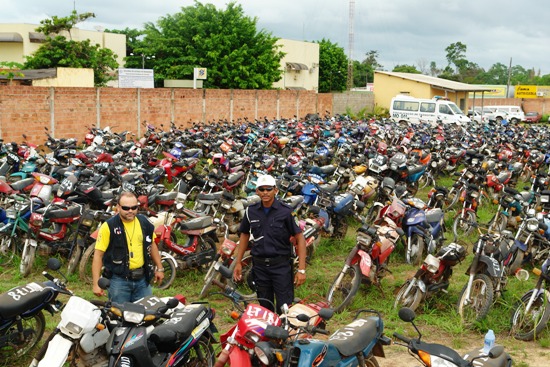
29, 280, 186, 367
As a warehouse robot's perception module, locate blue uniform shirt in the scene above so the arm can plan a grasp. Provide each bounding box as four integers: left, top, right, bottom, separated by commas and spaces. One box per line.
239, 199, 302, 258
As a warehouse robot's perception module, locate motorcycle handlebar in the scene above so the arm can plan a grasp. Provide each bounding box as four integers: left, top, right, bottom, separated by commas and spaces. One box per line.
393, 332, 411, 344
311, 326, 330, 335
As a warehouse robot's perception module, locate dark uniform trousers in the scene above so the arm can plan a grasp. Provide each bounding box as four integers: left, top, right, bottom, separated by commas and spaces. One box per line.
253, 260, 293, 313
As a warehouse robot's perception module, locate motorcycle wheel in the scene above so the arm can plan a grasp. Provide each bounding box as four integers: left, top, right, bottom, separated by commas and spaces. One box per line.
452, 211, 476, 239
199, 260, 224, 299
507, 249, 524, 275
407, 234, 424, 266
19, 244, 36, 277
0, 311, 45, 361
66, 244, 83, 276
334, 220, 348, 239
185, 335, 215, 366
326, 263, 361, 313
510, 289, 550, 341
443, 188, 460, 212
79, 243, 96, 284
457, 274, 494, 325
407, 181, 419, 196
228, 254, 257, 298
394, 279, 423, 312
152, 254, 177, 290
488, 213, 506, 233
365, 355, 380, 367
418, 172, 434, 190
0, 234, 17, 266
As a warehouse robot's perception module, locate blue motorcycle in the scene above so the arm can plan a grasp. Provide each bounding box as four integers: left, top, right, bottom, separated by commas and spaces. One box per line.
255, 308, 390, 367
402, 197, 446, 265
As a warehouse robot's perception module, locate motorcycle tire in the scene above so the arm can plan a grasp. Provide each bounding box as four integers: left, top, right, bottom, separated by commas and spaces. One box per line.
452, 211, 476, 240
394, 279, 423, 312
443, 188, 460, 212
365, 355, 380, 367
326, 263, 361, 313
185, 334, 215, 366
66, 244, 83, 276
0, 234, 18, 266
457, 274, 494, 325
418, 172, 434, 190
199, 260, 224, 299
79, 243, 96, 284
152, 254, 177, 290
228, 253, 257, 298
510, 289, 550, 341
0, 311, 45, 362
488, 213, 507, 233
19, 244, 36, 277
407, 234, 424, 266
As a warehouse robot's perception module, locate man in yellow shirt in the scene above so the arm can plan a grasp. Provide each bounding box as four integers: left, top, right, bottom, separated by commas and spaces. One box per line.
92, 191, 164, 303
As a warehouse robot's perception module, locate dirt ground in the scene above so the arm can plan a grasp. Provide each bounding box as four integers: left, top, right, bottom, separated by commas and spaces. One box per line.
377, 334, 549, 367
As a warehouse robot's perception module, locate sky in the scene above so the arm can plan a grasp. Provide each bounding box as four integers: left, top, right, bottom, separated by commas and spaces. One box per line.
2, 0, 549, 76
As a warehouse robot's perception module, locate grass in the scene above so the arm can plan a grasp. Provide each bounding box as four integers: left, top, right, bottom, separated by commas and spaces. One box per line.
1, 173, 549, 366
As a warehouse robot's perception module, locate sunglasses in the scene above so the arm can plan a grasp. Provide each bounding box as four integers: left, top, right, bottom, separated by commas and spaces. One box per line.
257, 187, 274, 192
119, 205, 139, 211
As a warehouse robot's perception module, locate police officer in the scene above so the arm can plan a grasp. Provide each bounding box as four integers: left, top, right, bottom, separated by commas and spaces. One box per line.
233, 174, 306, 313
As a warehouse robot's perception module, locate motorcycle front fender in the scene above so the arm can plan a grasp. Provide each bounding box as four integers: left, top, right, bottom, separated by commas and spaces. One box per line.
228, 346, 252, 367
160, 250, 178, 269
37, 334, 73, 367
357, 249, 372, 277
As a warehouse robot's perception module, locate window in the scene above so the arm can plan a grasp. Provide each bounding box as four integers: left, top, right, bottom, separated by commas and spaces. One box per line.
420, 102, 435, 113
439, 105, 451, 114
393, 101, 419, 111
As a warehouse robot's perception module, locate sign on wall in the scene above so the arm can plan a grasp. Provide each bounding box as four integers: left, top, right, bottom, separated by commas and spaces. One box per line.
118, 68, 154, 88
514, 85, 538, 99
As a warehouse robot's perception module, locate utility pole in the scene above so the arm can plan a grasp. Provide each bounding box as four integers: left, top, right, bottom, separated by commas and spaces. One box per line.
506, 57, 512, 98
347, 0, 355, 91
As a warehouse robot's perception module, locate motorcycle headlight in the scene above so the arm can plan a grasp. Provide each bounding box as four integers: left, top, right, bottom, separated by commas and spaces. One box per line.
423, 254, 440, 274
527, 219, 539, 232
123, 311, 145, 324
431, 161, 437, 168
469, 191, 479, 199
254, 342, 276, 365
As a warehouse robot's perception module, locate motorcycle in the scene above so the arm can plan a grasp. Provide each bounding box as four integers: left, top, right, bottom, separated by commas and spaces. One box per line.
452, 184, 481, 239
402, 197, 447, 265
92, 278, 217, 367
394, 242, 466, 312
394, 307, 513, 367
0, 258, 71, 363
510, 255, 550, 341
256, 308, 390, 367
456, 226, 514, 325
326, 218, 404, 313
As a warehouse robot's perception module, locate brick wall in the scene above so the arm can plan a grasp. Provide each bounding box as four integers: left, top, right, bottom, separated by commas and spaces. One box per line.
468, 97, 550, 115
0, 86, 333, 144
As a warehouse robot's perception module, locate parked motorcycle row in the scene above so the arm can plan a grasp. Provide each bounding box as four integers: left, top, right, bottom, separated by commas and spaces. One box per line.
4, 115, 550, 366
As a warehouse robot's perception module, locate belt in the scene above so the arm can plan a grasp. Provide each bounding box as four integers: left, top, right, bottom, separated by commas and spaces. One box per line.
252, 255, 290, 267
127, 267, 145, 280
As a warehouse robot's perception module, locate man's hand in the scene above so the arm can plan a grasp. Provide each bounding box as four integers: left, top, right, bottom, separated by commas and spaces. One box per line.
154, 270, 165, 284
233, 262, 242, 281
294, 272, 306, 287
93, 284, 105, 297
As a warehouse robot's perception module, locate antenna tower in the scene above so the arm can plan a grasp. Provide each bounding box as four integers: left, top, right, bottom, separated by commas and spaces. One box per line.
347, 0, 355, 90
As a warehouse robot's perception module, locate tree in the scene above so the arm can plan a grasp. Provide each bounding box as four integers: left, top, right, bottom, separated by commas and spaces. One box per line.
316, 39, 347, 92
24, 11, 119, 86
141, 1, 284, 89
445, 41, 467, 73
105, 27, 145, 68
392, 64, 420, 73
0, 61, 24, 84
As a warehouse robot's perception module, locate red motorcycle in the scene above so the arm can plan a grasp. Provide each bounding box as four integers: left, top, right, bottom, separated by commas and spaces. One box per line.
149, 152, 199, 183
155, 213, 218, 272
326, 217, 404, 313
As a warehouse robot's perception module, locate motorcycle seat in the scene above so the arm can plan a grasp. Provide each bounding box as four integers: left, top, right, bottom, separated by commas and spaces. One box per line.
121, 172, 142, 182
44, 205, 82, 221
0, 282, 52, 319
156, 191, 177, 202
329, 316, 380, 357
408, 165, 425, 176
226, 171, 245, 186
9, 177, 35, 191
196, 192, 222, 204
425, 208, 444, 223
318, 182, 338, 193
149, 304, 210, 353
283, 195, 303, 210
318, 165, 337, 175
181, 148, 202, 158
179, 216, 214, 231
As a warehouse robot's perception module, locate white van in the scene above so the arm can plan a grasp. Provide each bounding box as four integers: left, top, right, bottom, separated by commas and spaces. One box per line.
485, 105, 525, 123
390, 95, 470, 126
